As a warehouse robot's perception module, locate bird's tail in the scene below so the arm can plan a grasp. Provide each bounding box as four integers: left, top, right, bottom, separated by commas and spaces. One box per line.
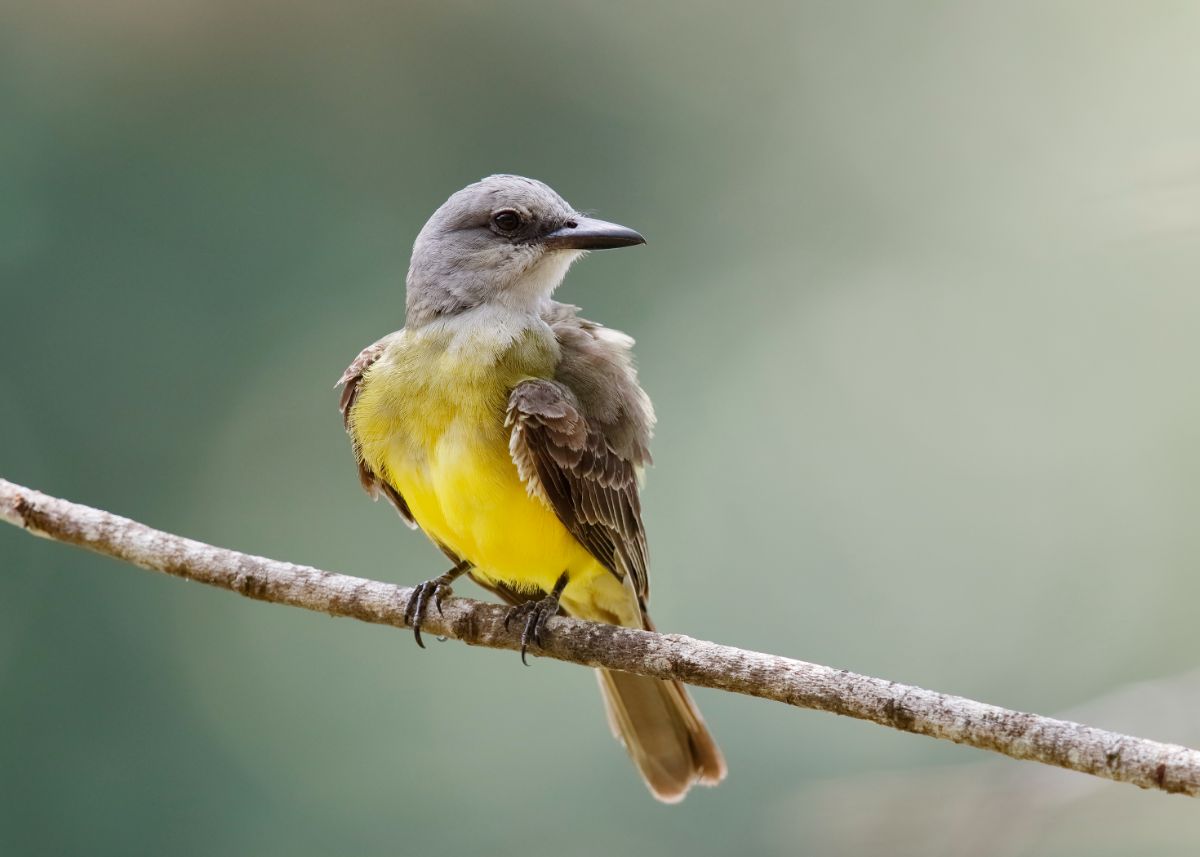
595, 666, 726, 802
499, 569, 727, 802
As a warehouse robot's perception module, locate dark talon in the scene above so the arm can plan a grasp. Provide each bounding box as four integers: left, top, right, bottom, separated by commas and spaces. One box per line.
504, 572, 569, 665
406, 560, 471, 648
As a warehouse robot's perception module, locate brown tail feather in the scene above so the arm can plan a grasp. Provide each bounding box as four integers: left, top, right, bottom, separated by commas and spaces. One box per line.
596, 668, 726, 803
476, 573, 726, 801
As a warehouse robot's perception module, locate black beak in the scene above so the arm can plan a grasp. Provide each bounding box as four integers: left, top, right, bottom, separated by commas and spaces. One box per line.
541, 216, 646, 251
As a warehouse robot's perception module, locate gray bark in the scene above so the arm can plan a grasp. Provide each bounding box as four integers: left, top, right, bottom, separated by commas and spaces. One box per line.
2, 477, 1197, 797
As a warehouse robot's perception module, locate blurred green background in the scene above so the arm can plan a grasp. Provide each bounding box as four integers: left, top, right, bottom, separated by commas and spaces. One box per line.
4, 2, 1200, 854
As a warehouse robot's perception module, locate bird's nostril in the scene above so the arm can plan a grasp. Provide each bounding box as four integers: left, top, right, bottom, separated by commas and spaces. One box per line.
565, 220, 578, 229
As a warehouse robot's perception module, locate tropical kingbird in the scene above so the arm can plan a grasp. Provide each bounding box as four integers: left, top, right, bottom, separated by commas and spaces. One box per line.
338, 175, 725, 802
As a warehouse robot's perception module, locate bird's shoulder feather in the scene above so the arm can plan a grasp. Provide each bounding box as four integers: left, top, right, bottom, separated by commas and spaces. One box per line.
541, 302, 655, 465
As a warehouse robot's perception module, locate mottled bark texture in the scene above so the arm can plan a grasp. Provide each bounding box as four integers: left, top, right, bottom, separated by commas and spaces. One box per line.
2, 477, 1198, 797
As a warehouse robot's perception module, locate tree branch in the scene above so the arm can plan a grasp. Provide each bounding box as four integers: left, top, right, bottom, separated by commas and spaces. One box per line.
3, 476, 1198, 797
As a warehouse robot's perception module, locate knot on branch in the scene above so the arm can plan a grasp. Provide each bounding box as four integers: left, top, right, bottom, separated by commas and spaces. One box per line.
13, 493, 40, 531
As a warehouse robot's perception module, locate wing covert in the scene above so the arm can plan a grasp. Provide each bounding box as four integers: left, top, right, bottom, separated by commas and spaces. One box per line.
506, 378, 649, 599
336, 335, 416, 528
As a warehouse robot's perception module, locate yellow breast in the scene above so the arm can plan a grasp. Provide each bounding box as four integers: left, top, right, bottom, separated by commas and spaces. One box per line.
348, 318, 599, 594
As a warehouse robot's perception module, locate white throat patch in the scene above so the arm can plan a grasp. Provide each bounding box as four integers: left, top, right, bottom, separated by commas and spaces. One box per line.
500, 249, 584, 312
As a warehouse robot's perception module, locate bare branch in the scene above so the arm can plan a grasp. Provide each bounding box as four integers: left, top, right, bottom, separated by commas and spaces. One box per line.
3, 476, 1198, 797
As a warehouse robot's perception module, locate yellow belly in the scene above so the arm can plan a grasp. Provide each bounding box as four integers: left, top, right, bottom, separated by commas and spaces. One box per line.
386, 421, 600, 595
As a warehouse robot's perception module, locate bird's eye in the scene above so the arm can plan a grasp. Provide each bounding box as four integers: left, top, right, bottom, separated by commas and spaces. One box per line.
491, 209, 522, 232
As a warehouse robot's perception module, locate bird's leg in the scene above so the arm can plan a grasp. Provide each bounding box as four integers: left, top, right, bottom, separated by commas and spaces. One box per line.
405, 559, 472, 648
504, 571, 569, 666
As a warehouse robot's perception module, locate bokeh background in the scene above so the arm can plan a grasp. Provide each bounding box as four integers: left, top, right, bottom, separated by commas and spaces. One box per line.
3, 2, 1200, 855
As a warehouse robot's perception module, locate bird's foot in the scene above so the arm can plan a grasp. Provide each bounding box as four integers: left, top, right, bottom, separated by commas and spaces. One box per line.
404, 560, 470, 648
504, 572, 569, 665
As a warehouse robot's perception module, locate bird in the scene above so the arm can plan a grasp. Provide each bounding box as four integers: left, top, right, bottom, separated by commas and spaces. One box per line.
337, 174, 725, 802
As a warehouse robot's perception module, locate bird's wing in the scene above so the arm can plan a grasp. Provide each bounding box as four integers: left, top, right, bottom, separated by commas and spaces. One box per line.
507, 377, 650, 600
336, 334, 417, 528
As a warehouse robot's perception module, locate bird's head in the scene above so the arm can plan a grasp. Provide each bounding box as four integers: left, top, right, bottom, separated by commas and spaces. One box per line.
405, 175, 644, 325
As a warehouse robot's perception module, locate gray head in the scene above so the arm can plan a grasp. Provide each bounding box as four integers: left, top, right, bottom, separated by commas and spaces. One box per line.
405, 175, 644, 326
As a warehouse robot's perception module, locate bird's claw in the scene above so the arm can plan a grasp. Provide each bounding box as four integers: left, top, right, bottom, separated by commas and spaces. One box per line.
504, 598, 559, 665
504, 572, 568, 665
404, 576, 455, 648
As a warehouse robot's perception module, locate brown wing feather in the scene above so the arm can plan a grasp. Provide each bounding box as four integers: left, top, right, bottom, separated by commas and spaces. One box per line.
506, 378, 649, 599
336, 335, 416, 528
